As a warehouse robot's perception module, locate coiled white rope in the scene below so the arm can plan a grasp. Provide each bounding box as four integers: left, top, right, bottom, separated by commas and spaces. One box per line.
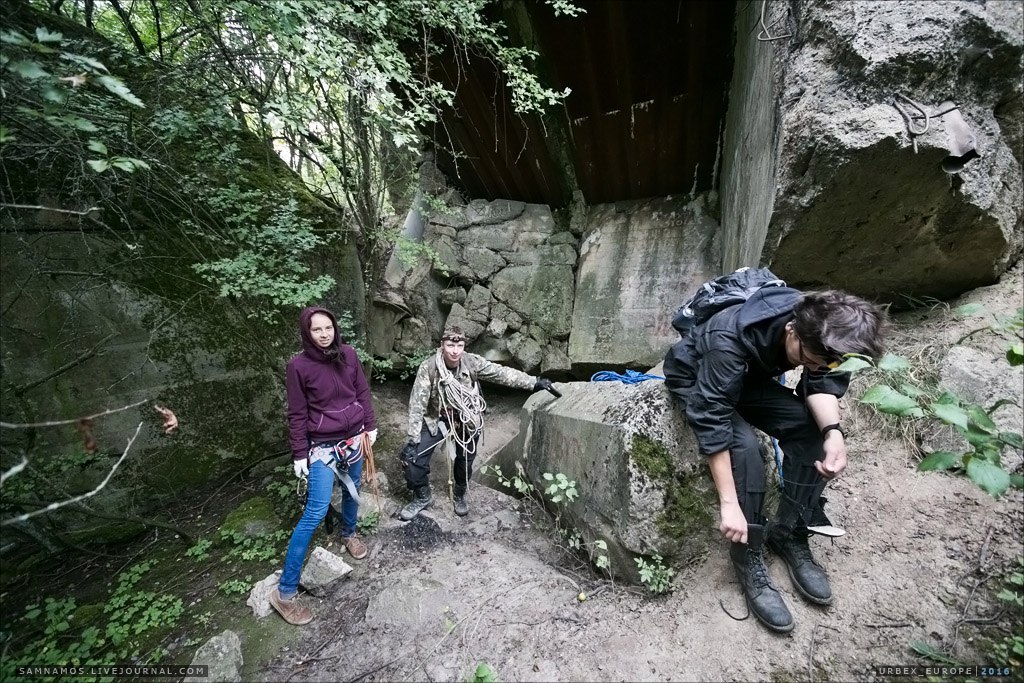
434, 350, 486, 499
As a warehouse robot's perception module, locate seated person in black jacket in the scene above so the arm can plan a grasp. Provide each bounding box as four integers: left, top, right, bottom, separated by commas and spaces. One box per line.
663, 287, 886, 633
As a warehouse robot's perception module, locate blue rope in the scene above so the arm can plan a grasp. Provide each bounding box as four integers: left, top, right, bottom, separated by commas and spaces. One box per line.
590, 369, 664, 384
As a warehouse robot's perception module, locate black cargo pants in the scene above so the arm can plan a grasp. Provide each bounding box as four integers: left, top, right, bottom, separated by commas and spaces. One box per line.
669, 377, 830, 529
403, 423, 481, 495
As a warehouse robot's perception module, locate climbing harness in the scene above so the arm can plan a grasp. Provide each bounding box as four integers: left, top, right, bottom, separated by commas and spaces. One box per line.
590, 369, 664, 384
309, 436, 362, 505
434, 350, 486, 502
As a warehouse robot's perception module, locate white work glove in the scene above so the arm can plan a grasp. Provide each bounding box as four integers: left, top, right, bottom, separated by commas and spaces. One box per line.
293, 459, 309, 479
367, 429, 378, 445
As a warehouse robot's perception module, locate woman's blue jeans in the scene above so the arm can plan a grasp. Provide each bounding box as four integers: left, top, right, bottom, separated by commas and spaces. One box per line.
278, 457, 362, 597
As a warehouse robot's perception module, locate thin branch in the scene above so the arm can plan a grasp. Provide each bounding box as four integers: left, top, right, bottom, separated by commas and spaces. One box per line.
0, 457, 28, 486
0, 203, 100, 216
1, 422, 143, 527
0, 398, 149, 429
11, 332, 117, 396
106, 0, 148, 55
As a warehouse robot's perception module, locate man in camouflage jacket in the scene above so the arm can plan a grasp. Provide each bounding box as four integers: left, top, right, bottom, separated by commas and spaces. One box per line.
398, 326, 554, 519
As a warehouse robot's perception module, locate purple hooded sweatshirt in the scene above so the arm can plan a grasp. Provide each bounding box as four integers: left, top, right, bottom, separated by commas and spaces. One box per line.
285, 306, 377, 461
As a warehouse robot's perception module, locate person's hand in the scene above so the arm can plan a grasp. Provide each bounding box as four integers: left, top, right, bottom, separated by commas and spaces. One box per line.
533, 378, 554, 393
293, 459, 309, 479
719, 500, 748, 544
399, 441, 418, 468
366, 429, 378, 446
816, 432, 848, 480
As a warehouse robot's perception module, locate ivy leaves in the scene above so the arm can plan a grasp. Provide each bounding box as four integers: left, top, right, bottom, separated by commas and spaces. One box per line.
848, 346, 1023, 497
1, 26, 148, 174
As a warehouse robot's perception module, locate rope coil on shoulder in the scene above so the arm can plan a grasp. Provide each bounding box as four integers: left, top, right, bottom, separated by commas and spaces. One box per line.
434, 350, 486, 501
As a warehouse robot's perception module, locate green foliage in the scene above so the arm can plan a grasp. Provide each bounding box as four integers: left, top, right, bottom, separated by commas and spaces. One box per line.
0, 559, 183, 681
217, 578, 252, 597
184, 538, 213, 561
357, 510, 381, 536
847, 346, 1022, 498
220, 528, 288, 563
483, 462, 535, 496
483, 462, 612, 576
468, 662, 498, 683
989, 557, 1024, 670
634, 554, 675, 595
0, 27, 145, 165
541, 471, 578, 504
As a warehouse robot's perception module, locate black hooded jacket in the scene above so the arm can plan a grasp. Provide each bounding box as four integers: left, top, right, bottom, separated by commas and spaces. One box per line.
663, 287, 850, 456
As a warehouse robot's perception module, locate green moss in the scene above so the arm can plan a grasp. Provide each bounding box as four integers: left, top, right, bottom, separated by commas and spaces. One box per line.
630, 434, 674, 481
71, 602, 105, 627
219, 496, 280, 540
656, 472, 715, 546
65, 520, 148, 546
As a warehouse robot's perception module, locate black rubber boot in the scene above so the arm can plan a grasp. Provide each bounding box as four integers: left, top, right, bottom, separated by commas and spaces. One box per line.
452, 486, 469, 517
399, 485, 433, 521
767, 526, 833, 605
730, 524, 794, 633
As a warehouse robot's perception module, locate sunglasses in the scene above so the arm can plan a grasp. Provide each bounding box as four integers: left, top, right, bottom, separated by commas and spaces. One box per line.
797, 337, 842, 370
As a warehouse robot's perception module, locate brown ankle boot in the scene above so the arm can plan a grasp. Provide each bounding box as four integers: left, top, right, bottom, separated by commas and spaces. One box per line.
269, 589, 314, 625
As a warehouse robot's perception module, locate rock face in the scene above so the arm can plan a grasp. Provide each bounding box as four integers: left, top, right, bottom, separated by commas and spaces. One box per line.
373, 193, 719, 376
185, 630, 242, 683
569, 196, 719, 370
247, 572, 281, 619
758, 1, 1023, 304
491, 378, 717, 583
372, 198, 579, 374
299, 547, 353, 596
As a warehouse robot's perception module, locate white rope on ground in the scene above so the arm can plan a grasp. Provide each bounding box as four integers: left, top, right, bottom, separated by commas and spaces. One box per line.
433, 350, 486, 501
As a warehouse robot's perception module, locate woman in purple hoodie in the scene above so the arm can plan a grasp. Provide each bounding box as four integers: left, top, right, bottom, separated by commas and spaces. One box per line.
270, 306, 378, 626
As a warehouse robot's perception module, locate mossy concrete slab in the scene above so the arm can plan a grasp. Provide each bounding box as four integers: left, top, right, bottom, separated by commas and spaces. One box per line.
491, 377, 716, 584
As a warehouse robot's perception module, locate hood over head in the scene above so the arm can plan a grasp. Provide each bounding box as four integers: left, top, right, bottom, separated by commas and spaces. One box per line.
298, 306, 344, 363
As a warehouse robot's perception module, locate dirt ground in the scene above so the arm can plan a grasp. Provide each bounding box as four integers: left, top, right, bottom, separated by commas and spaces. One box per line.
240, 269, 1024, 683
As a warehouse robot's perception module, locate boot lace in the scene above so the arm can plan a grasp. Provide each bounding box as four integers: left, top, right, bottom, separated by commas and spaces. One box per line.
783, 535, 819, 567
747, 548, 772, 590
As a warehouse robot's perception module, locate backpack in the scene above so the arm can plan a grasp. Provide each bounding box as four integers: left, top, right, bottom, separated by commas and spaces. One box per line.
671, 267, 787, 337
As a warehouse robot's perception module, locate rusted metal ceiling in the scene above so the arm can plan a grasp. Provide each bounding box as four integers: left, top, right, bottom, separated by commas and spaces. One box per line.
430, 0, 737, 207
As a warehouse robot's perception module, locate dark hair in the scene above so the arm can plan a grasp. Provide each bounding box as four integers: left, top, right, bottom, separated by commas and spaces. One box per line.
792, 290, 887, 362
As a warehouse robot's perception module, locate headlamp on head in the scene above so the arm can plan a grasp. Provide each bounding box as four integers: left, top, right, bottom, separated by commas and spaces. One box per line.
441, 330, 467, 344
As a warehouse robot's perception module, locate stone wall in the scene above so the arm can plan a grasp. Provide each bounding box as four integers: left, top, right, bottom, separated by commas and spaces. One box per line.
568, 196, 719, 371
719, 0, 788, 272
373, 193, 720, 376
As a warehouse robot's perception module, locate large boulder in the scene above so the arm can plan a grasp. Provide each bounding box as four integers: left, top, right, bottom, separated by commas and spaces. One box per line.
763, 1, 1023, 304
185, 631, 242, 683
491, 378, 717, 583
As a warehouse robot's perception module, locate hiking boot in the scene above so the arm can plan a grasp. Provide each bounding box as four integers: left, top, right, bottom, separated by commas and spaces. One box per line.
453, 494, 469, 517
730, 524, 794, 633
269, 589, 314, 626
399, 485, 433, 521
342, 534, 368, 560
767, 526, 833, 605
